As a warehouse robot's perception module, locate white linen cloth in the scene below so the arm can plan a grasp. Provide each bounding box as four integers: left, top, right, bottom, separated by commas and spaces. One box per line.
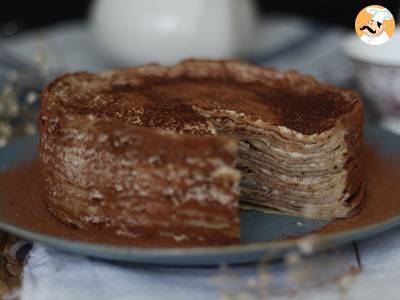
20, 227, 400, 300
1, 17, 399, 300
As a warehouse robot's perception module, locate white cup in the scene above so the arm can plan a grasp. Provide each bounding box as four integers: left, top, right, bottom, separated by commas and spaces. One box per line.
89, 0, 258, 66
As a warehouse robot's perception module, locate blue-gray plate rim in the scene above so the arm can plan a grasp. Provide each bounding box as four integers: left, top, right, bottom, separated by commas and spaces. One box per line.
0, 123, 398, 266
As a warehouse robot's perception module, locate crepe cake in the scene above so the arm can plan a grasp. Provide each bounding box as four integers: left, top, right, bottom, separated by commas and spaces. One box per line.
39, 59, 363, 245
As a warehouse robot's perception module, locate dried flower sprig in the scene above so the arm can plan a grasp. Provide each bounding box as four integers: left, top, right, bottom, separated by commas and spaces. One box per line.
212, 238, 361, 299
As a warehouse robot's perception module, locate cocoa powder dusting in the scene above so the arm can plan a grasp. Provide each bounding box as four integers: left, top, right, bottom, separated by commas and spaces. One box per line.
0, 145, 399, 247
109, 78, 355, 135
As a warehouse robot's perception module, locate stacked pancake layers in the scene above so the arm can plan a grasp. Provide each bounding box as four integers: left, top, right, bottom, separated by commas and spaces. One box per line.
39, 60, 363, 246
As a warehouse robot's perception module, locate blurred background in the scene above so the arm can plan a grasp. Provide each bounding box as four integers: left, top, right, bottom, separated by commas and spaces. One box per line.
0, 0, 399, 145
0, 1, 397, 30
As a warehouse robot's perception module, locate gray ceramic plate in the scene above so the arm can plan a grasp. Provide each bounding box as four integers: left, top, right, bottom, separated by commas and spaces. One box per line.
0, 124, 399, 266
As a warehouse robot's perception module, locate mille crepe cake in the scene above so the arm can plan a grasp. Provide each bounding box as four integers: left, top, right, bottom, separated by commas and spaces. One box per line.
39, 59, 363, 245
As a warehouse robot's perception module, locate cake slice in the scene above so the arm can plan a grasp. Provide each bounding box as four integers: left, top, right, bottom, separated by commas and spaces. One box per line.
39, 104, 240, 246
39, 60, 363, 245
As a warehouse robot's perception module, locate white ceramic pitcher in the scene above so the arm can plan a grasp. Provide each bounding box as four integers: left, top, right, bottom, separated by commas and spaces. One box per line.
90, 0, 258, 66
